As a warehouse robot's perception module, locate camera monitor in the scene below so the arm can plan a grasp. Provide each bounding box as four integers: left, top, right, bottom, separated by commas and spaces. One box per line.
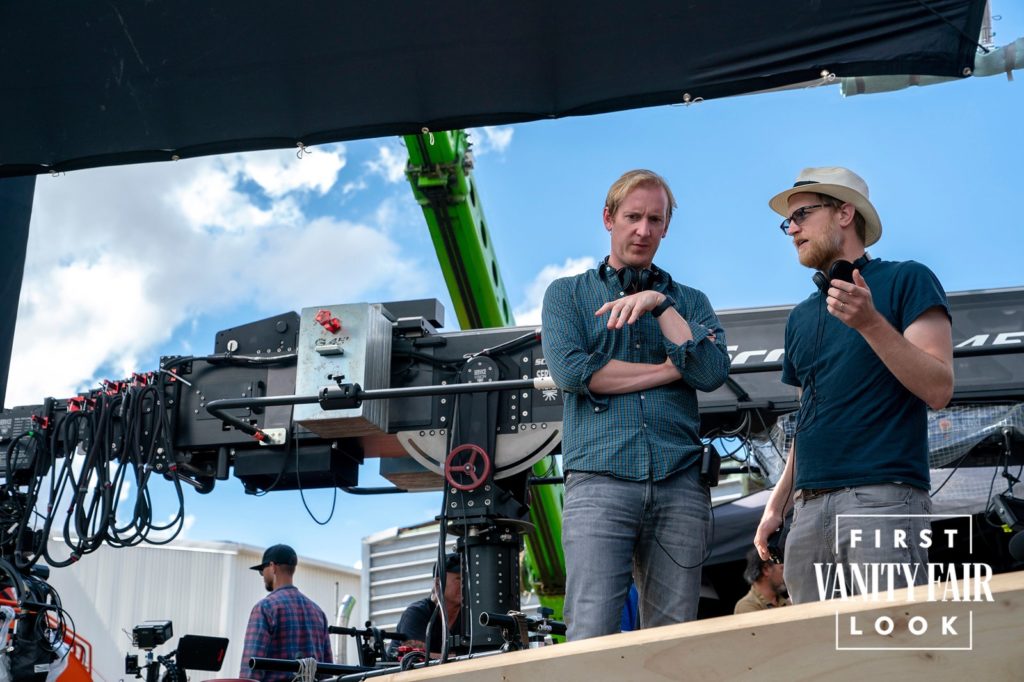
176, 635, 230, 672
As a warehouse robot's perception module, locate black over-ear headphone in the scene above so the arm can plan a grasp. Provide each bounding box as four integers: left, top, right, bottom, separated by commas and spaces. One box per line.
812, 254, 871, 293
601, 257, 671, 293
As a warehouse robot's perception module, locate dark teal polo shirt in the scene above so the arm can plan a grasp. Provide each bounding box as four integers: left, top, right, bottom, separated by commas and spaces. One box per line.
782, 258, 950, 491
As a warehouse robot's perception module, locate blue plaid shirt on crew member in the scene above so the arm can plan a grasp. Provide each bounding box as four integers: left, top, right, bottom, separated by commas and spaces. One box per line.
541, 264, 730, 481
240, 585, 333, 680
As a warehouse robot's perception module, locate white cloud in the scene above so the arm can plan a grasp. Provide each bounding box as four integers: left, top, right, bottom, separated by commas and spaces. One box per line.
173, 145, 346, 232
118, 471, 132, 504
372, 195, 425, 237
173, 164, 303, 232
342, 178, 368, 195
7, 147, 427, 407
249, 216, 429, 311
468, 126, 514, 156
513, 256, 597, 325
366, 142, 408, 183
9, 254, 165, 402
224, 144, 347, 198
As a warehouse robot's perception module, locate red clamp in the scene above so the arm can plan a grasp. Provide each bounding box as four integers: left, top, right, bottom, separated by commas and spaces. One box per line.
315, 309, 342, 334
102, 379, 127, 395
68, 396, 92, 413
31, 414, 51, 431
398, 646, 427, 668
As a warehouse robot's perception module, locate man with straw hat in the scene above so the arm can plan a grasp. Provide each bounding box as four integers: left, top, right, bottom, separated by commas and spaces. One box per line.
753, 167, 953, 603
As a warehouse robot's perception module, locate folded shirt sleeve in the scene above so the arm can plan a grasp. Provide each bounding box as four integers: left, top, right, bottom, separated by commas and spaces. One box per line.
662, 288, 731, 392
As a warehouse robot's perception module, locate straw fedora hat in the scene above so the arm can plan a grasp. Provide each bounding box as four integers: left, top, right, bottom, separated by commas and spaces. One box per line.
769, 167, 882, 246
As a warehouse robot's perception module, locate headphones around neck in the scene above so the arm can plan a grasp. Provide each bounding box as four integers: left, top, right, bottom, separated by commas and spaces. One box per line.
812, 253, 871, 293
601, 257, 671, 293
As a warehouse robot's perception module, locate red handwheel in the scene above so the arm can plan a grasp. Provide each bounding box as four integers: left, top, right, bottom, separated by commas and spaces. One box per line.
444, 444, 492, 491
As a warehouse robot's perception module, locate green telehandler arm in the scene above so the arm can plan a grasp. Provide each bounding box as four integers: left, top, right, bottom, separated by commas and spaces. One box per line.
403, 129, 566, 616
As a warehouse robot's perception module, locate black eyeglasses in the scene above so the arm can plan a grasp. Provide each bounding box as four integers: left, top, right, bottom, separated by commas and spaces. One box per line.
779, 204, 825, 234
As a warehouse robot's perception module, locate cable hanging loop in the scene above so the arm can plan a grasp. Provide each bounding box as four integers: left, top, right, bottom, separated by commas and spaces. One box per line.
805, 69, 837, 89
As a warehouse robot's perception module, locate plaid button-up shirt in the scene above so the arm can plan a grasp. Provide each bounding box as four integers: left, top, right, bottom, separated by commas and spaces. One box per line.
541, 264, 729, 481
240, 585, 333, 681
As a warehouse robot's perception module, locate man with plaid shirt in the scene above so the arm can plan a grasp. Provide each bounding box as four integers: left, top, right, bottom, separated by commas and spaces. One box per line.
241, 544, 332, 680
542, 169, 730, 640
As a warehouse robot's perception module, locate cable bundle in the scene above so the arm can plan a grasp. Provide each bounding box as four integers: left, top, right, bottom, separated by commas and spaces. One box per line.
1, 375, 185, 571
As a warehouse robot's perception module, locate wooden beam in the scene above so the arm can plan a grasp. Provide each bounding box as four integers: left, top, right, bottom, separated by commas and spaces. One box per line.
380, 570, 1024, 681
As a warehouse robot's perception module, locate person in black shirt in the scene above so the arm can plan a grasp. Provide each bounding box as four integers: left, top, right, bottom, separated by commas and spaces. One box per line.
390, 553, 462, 657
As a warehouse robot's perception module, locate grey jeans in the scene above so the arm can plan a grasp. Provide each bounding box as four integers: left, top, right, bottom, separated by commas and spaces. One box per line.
783, 483, 933, 604
562, 466, 710, 641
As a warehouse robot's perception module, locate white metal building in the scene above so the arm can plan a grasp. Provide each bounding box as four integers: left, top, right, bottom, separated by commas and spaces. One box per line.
44, 539, 359, 681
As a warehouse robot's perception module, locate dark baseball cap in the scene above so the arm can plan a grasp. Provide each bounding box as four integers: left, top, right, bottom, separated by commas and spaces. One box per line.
434, 552, 460, 577
251, 544, 298, 571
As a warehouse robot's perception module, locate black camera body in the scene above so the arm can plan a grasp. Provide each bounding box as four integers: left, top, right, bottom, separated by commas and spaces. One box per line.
132, 621, 173, 650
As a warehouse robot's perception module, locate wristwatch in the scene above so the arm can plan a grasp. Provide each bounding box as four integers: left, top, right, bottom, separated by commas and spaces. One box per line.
651, 295, 676, 318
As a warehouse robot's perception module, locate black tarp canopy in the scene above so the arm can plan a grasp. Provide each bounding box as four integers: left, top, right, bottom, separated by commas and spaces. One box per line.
0, 0, 988, 404
0, 0, 987, 176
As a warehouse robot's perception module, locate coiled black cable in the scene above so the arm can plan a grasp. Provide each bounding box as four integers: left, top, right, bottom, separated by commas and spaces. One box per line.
6, 380, 187, 566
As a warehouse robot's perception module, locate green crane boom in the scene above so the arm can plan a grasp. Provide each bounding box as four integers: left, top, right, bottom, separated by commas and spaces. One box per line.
403, 129, 566, 616
404, 130, 512, 330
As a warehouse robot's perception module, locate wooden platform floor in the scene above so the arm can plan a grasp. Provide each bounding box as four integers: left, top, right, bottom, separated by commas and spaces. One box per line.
379, 570, 1024, 682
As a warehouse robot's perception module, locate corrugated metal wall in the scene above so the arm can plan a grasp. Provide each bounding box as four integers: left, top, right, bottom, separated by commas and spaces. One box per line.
44, 539, 359, 681
362, 523, 456, 630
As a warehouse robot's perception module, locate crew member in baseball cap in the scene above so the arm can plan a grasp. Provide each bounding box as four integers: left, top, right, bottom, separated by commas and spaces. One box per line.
241, 544, 332, 680
250, 543, 298, 572
753, 166, 953, 604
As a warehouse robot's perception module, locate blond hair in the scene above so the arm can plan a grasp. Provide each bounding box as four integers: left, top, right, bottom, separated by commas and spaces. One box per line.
605, 169, 677, 222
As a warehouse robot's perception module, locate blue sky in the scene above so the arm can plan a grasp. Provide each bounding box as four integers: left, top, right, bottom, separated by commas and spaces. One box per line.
9, 11, 1024, 569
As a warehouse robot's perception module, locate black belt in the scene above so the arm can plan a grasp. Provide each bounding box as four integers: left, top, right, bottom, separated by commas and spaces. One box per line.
798, 486, 845, 502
